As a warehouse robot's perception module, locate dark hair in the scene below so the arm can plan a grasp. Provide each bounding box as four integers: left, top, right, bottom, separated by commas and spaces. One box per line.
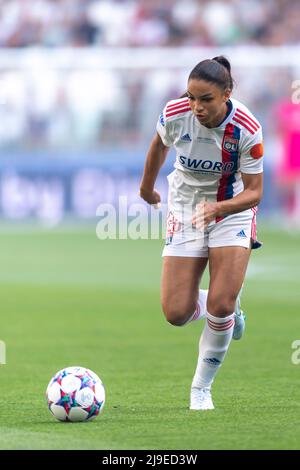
188, 56, 234, 91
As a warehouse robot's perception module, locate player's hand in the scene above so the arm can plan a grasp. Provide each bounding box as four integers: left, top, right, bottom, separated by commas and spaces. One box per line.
192, 200, 219, 229
140, 187, 161, 207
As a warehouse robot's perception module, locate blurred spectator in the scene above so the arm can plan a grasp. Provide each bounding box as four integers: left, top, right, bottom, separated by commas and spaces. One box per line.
0, 0, 298, 151
0, 70, 27, 146
0, 61, 295, 150
0, 0, 300, 48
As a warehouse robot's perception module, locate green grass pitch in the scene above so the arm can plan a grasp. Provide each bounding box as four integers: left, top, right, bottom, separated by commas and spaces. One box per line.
0, 225, 299, 449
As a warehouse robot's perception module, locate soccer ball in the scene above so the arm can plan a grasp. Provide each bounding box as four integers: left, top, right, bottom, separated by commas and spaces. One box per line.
46, 366, 105, 422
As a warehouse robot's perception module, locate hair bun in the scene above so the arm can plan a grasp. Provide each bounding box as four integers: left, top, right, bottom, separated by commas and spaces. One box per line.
212, 56, 231, 73
188, 57, 234, 91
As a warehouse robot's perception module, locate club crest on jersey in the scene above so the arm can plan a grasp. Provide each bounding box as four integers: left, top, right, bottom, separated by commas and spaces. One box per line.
223, 136, 238, 153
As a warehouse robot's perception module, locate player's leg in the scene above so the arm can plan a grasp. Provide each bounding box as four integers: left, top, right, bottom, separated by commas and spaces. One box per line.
190, 246, 251, 410
230, 233, 264, 338
196, 210, 259, 335
196, 285, 246, 340
161, 256, 208, 326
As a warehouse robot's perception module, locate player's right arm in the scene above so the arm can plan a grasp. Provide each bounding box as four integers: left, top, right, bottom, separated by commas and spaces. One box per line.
140, 132, 170, 205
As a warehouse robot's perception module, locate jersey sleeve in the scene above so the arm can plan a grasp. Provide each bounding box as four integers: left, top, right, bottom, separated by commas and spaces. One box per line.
239, 127, 264, 174
156, 105, 175, 147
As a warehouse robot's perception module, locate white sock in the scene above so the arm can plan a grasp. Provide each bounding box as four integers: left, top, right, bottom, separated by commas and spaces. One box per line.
182, 289, 208, 325
191, 311, 235, 389
185, 286, 243, 326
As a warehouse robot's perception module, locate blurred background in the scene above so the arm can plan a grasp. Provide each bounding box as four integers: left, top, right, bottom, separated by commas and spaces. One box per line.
1, 0, 300, 451
0, 0, 299, 227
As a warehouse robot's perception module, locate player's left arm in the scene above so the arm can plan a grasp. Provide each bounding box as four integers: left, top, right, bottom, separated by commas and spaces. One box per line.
215, 172, 263, 216
192, 173, 263, 227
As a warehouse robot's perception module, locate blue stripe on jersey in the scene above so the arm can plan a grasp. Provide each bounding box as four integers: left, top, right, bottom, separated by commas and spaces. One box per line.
216, 124, 241, 222
223, 124, 240, 200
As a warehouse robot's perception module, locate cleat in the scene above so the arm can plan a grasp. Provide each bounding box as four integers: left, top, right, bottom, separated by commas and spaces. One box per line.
190, 387, 215, 410
233, 294, 246, 340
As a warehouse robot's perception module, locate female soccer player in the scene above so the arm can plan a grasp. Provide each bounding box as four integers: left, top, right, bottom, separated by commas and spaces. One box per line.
140, 56, 263, 410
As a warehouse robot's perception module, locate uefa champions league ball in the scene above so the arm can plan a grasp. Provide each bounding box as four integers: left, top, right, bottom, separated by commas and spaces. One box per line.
46, 366, 105, 422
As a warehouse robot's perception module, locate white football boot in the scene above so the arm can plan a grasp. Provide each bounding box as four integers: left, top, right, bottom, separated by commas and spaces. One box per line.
190, 387, 215, 410
232, 292, 246, 340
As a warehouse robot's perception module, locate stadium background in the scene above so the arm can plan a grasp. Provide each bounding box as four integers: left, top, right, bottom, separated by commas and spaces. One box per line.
0, 0, 299, 450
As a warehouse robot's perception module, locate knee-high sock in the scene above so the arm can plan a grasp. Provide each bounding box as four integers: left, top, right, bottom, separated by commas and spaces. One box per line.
191, 311, 234, 389
185, 285, 244, 326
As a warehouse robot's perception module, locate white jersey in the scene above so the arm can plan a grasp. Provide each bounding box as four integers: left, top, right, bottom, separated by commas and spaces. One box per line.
156, 97, 264, 206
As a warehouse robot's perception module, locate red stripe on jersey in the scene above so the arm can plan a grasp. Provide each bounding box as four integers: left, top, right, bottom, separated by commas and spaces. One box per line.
232, 116, 256, 134
166, 102, 190, 112
166, 99, 189, 111
216, 123, 236, 222
235, 111, 259, 132
166, 104, 190, 116
236, 108, 260, 129
166, 106, 191, 118
235, 115, 259, 133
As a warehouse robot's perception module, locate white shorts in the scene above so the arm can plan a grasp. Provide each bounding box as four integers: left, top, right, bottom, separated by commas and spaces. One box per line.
162, 208, 258, 258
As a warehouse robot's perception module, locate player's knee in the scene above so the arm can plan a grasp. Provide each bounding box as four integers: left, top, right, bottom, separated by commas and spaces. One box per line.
162, 303, 194, 327
207, 294, 236, 316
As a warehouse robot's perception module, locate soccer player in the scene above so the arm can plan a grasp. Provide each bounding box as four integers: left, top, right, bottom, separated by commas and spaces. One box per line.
140, 56, 263, 410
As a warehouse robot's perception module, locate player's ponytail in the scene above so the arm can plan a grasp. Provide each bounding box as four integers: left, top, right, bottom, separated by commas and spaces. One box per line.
212, 56, 231, 74
188, 56, 234, 91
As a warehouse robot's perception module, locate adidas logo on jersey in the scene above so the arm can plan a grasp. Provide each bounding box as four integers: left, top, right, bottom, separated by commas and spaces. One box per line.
236, 229, 247, 238
180, 133, 192, 142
